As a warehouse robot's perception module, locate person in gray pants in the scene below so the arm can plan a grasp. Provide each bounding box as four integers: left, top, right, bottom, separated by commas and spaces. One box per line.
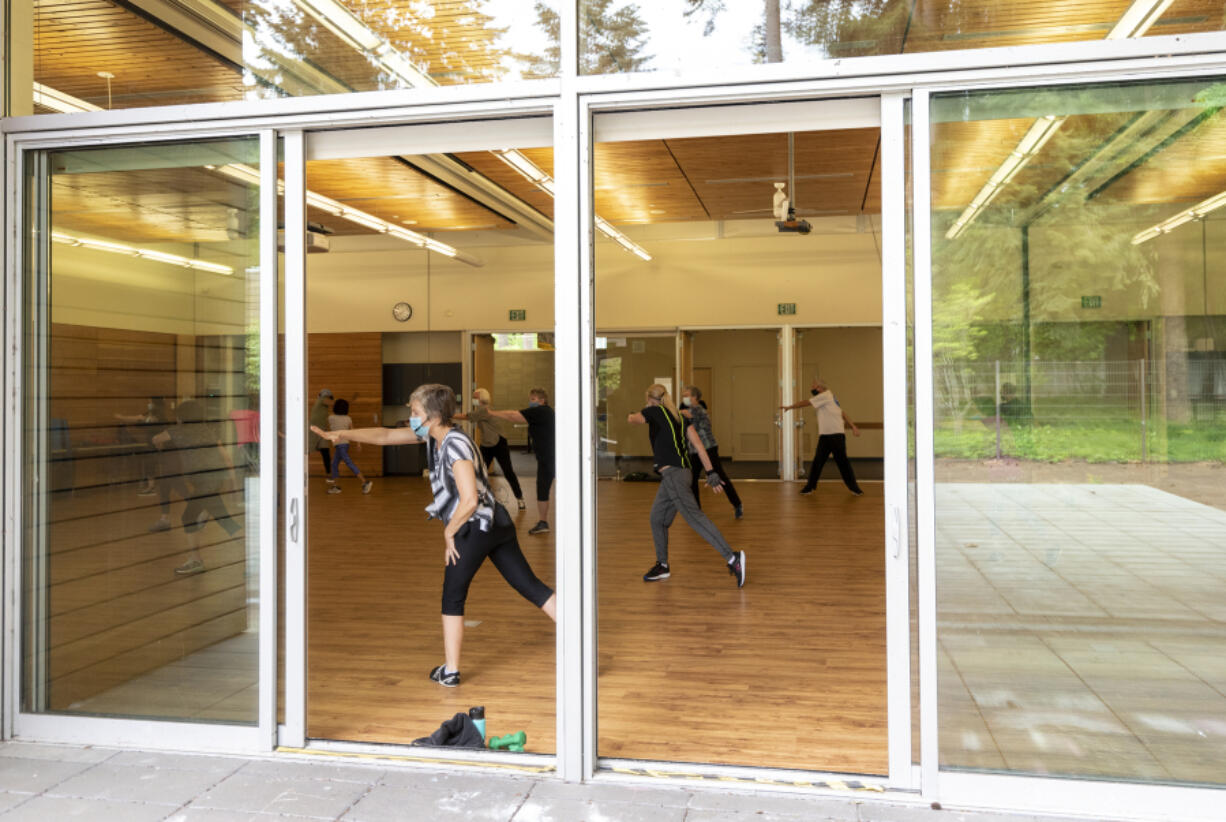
627, 383, 747, 588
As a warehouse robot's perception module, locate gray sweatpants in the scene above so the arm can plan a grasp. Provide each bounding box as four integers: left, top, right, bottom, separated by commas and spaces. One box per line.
651, 466, 735, 564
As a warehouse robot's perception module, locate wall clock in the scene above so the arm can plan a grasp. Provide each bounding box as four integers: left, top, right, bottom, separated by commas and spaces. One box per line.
392, 302, 413, 322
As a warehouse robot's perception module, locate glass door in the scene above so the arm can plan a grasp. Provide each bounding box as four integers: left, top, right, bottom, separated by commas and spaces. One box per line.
13, 132, 279, 749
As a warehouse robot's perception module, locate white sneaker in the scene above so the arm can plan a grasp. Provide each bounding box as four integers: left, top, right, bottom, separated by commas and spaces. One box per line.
327, 486, 342, 495
175, 558, 205, 576
362, 480, 373, 494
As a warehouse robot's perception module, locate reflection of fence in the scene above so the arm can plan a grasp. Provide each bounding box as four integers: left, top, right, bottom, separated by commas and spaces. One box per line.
935, 358, 1226, 462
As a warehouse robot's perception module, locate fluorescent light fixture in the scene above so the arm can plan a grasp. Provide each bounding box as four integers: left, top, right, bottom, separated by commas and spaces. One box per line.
210, 163, 476, 264
493, 149, 556, 196
949, 1, 1173, 240
945, 115, 1067, 240
52, 230, 235, 275
1132, 189, 1226, 244
1107, 0, 1176, 38
33, 83, 102, 113
495, 150, 653, 261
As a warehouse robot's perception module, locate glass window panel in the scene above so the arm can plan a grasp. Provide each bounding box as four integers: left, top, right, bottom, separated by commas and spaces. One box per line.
931, 76, 1226, 784
22, 137, 264, 723
8, 1, 558, 115
578, 1, 1223, 78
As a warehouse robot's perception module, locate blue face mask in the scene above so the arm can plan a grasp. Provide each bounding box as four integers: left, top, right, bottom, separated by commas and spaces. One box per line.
409, 416, 430, 438
528, 401, 540, 408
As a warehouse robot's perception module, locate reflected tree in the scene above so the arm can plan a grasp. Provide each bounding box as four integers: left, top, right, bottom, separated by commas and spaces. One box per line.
530, 0, 651, 76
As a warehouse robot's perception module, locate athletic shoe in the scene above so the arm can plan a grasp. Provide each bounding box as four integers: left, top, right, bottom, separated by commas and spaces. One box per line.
734, 505, 744, 519
517, 499, 527, 511
326, 478, 336, 485
851, 489, 864, 496
728, 551, 747, 588
429, 665, 460, 687
799, 487, 815, 496
327, 486, 342, 495
528, 520, 550, 535
362, 480, 373, 494
136, 484, 157, 496
642, 562, 671, 582
175, 558, 205, 576
149, 518, 171, 532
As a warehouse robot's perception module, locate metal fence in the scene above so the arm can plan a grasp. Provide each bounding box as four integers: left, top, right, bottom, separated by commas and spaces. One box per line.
934, 358, 1226, 462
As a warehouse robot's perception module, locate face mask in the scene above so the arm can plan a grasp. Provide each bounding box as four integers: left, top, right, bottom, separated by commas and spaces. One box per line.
409, 416, 430, 438
528, 401, 540, 408
681, 397, 692, 407
472, 398, 482, 406
811, 388, 820, 396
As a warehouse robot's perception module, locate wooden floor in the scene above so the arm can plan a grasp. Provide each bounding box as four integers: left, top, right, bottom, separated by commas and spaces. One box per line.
307, 476, 887, 775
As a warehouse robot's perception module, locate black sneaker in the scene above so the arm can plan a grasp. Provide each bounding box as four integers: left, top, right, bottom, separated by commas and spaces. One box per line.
851, 488, 864, 496
429, 665, 460, 687
642, 562, 670, 582
727, 551, 747, 588
528, 520, 550, 535
799, 487, 815, 496
734, 505, 744, 519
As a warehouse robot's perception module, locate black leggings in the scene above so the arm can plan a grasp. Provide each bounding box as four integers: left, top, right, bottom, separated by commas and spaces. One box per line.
182, 491, 241, 536
318, 448, 331, 475
689, 445, 742, 509
535, 459, 555, 503
479, 436, 523, 500
441, 506, 553, 616
803, 433, 862, 493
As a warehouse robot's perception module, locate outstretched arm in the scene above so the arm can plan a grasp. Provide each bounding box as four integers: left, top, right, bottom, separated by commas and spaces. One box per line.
310, 424, 422, 446
780, 400, 809, 411
626, 412, 646, 425
488, 408, 527, 424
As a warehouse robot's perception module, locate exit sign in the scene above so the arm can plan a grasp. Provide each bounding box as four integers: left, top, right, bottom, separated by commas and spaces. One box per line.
1081, 296, 1102, 309
508, 309, 527, 321
777, 303, 797, 316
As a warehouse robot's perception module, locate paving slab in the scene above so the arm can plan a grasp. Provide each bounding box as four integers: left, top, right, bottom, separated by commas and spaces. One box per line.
47, 762, 227, 806
0, 794, 171, 821
191, 771, 372, 819
341, 782, 528, 822
0, 758, 96, 794
511, 795, 689, 822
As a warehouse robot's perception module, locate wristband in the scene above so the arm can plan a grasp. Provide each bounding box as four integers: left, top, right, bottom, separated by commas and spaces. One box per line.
706, 470, 722, 489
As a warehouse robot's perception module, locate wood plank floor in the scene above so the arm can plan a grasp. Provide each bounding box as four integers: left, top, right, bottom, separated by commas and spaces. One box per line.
307, 476, 887, 774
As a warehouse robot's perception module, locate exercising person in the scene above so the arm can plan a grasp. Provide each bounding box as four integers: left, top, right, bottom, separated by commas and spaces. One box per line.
486, 388, 554, 535
629, 384, 746, 588
781, 378, 863, 496
312, 384, 555, 688
454, 388, 526, 511
680, 386, 742, 519
308, 389, 334, 477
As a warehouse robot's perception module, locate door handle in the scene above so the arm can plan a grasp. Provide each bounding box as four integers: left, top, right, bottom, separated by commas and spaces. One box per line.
290, 497, 300, 543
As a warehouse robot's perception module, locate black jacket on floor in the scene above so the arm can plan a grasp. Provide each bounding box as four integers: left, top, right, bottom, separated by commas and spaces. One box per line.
411, 713, 485, 749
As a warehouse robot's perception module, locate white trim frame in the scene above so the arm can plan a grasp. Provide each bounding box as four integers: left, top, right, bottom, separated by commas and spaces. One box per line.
5, 126, 278, 753
281, 129, 308, 750
879, 92, 913, 790
910, 87, 939, 801
257, 128, 279, 750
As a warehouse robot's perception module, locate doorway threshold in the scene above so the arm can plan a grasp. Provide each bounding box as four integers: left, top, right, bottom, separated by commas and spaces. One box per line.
280, 738, 555, 776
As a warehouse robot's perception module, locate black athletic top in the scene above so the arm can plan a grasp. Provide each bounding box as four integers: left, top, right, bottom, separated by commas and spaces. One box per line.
520, 404, 555, 465
642, 405, 690, 472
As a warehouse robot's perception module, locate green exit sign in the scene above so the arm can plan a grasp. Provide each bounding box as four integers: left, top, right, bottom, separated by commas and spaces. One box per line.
1081, 296, 1102, 309
508, 309, 527, 321
777, 303, 797, 316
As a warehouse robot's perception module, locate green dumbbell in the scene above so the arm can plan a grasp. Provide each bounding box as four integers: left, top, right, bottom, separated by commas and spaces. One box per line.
488, 731, 526, 751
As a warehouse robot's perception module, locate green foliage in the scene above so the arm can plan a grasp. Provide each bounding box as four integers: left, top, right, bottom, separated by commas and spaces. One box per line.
533, 0, 652, 76
934, 419, 1226, 463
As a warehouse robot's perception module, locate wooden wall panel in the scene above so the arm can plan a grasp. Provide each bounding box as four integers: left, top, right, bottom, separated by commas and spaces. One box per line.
41, 323, 252, 710
307, 332, 384, 477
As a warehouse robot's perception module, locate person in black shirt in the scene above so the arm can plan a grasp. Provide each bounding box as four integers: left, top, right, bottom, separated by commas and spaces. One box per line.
488, 387, 555, 535
627, 383, 746, 587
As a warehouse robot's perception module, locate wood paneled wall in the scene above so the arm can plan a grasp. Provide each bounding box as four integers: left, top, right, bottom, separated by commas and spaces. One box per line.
45, 323, 250, 709
307, 332, 384, 477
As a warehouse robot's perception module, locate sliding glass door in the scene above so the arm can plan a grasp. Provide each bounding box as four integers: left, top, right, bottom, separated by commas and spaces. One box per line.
12, 133, 279, 749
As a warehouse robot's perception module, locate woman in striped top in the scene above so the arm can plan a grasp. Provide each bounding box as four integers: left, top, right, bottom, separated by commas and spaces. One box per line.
312, 384, 555, 688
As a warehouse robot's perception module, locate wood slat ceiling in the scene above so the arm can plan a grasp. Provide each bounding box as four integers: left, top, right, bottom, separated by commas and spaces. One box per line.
304, 156, 516, 234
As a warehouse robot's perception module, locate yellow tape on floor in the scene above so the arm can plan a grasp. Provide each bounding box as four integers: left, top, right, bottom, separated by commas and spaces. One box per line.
276, 746, 556, 774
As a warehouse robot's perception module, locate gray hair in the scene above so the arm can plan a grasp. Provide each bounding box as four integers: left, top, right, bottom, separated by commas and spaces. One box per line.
686, 385, 703, 400
408, 383, 457, 425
